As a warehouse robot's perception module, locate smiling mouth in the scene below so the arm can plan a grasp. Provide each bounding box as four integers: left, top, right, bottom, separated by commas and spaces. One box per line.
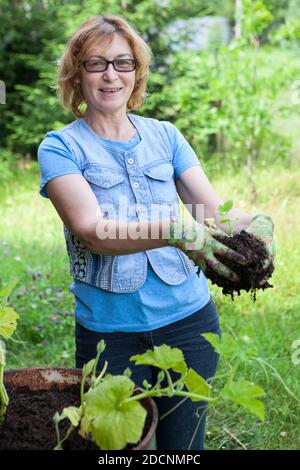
99, 88, 122, 94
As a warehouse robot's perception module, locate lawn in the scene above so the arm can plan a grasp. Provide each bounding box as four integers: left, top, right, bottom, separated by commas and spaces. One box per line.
1, 158, 299, 449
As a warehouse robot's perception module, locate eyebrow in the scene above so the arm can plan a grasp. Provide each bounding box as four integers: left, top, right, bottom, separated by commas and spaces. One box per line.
88, 53, 133, 59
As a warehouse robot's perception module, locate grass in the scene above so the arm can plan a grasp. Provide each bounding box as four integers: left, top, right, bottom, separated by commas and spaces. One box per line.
0, 158, 299, 449
0, 163, 75, 368
205, 159, 300, 450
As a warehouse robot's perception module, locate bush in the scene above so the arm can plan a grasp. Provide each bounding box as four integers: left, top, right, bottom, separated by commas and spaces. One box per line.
0, 149, 19, 185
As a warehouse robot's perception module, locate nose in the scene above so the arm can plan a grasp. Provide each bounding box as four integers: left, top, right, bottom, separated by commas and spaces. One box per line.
103, 62, 118, 80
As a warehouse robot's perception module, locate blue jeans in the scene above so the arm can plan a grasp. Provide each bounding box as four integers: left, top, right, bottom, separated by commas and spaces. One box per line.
75, 296, 221, 450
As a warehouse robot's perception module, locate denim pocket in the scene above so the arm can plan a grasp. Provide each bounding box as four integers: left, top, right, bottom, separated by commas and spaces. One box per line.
83, 166, 126, 211
143, 161, 178, 204
84, 171, 125, 188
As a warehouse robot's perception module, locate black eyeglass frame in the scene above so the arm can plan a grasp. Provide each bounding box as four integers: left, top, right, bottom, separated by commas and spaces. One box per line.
80, 58, 138, 73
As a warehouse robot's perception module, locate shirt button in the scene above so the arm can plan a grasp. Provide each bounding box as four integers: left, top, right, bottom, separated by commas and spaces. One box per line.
133, 182, 139, 188
128, 158, 134, 164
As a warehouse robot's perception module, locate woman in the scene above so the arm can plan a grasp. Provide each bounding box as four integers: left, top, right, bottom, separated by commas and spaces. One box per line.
38, 15, 275, 450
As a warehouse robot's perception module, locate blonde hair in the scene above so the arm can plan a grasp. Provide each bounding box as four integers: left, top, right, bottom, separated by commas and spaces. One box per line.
56, 15, 153, 117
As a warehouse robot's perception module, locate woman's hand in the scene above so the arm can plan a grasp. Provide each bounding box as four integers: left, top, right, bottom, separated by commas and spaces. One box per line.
169, 216, 248, 282
244, 214, 275, 269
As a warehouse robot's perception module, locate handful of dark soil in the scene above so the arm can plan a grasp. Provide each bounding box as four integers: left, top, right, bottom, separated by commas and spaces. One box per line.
205, 230, 275, 302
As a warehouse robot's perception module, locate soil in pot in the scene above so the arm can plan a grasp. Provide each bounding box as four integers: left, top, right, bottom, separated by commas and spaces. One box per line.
204, 230, 275, 301
0, 382, 154, 450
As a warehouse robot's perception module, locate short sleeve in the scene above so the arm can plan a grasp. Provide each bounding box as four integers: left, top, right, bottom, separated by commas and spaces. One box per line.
37, 132, 82, 198
160, 121, 202, 180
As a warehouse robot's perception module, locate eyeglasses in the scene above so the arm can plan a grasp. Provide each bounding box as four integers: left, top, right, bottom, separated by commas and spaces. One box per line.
80, 58, 138, 73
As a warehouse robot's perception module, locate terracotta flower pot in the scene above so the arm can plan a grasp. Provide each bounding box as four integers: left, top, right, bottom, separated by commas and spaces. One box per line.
2, 367, 158, 450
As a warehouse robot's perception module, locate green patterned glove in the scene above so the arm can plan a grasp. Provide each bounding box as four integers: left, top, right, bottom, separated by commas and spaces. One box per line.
169, 216, 248, 282
244, 214, 275, 270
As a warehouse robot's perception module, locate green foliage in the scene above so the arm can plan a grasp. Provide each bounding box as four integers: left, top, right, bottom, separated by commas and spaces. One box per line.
143, 44, 299, 170
0, 0, 211, 154
217, 199, 240, 236
183, 368, 212, 401
54, 337, 266, 450
0, 0, 70, 151
218, 200, 233, 214
82, 375, 147, 450
220, 380, 265, 421
0, 307, 19, 341
0, 149, 20, 186
242, 0, 274, 40
130, 343, 187, 375
269, 0, 300, 47
0, 279, 19, 422
1, 0, 300, 169
202, 332, 258, 363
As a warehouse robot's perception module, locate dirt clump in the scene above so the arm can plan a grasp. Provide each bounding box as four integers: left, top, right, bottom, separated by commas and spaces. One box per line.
204, 230, 275, 301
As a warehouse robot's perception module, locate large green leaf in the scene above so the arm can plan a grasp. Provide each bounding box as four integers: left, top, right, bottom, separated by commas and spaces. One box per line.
0, 307, 19, 339
183, 368, 212, 401
220, 380, 266, 421
201, 333, 258, 362
130, 344, 187, 375
83, 375, 147, 450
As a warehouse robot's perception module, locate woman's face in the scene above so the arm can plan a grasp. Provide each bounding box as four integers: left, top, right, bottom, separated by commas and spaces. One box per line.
78, 34, 136, 116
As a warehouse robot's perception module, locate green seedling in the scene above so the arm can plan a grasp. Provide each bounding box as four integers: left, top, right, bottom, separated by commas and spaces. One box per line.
217, 200, 240, 236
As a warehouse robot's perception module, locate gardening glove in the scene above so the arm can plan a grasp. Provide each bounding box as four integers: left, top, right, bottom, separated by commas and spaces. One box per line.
169, 216, 248, 283
244, 214, 275, 271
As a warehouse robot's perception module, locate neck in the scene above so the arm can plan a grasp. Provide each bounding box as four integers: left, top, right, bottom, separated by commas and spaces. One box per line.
84, 110, 135, 142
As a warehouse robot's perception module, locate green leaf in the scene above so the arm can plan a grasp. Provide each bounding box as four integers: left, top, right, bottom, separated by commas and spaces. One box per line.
123, 367, 132, 378
130, 344, 187, 375
201, 333, 258, 361
218, 200, 233, 214
0, 279, 18, 310
0, 307, 19, 339
83, 375, 147, 450
220, 218, 231, 224
79, 414, 91, 439
220, 380, 266, 421
60, 406, 82, 427
201, 333, 222, 353
183, 368, 212, 401
142, 379, 152, 390
82, 359, 95, 377
0, 340, 6, 366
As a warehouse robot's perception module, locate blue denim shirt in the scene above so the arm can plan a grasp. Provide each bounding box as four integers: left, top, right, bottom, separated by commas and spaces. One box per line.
39, 114, 199, 293
38, 115, 211, 332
